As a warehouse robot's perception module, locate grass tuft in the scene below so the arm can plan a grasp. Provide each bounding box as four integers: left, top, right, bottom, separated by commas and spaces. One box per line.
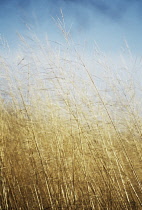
0, 26, 142, 209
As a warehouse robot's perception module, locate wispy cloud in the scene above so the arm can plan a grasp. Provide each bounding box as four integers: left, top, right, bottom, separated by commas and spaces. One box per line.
0, 0, 141, 24
63, 0, 142, 21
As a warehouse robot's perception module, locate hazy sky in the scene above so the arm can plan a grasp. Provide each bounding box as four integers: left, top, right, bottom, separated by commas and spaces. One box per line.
0, 0, 142, 55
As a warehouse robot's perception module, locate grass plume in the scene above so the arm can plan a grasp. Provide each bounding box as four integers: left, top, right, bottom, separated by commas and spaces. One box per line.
0, 24, 142, 209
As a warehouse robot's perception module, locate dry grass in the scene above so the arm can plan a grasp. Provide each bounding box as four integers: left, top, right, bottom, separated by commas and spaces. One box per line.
0, 25, 142, 209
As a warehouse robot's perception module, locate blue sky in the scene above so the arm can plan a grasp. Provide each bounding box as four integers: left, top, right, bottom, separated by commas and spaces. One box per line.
0, 0, 142, 55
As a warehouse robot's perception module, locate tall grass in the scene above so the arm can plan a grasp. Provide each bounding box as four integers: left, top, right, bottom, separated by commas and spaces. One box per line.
0, 24, 142, 209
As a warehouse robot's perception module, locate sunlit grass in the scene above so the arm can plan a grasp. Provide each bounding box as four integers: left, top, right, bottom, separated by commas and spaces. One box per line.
0, 24, 142, 209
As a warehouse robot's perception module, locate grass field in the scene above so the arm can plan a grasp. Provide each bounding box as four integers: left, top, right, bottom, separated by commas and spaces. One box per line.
0, 29, 142, 209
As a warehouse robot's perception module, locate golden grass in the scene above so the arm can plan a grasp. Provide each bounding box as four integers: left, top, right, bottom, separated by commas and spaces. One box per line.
0, 28, 142, 209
